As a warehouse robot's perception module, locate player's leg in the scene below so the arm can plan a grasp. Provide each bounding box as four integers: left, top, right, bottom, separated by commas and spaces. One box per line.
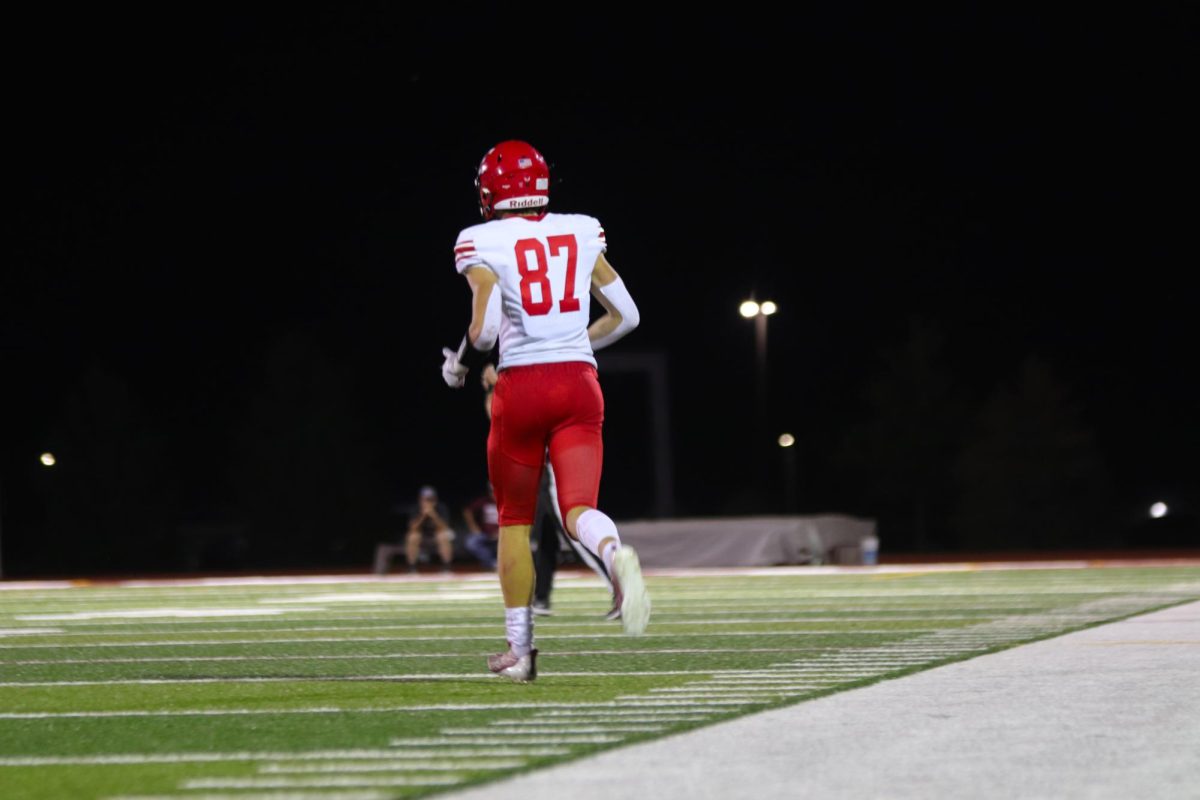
497, 523, 535, 606
549, 365, 650, 635
485, 367, 547, 680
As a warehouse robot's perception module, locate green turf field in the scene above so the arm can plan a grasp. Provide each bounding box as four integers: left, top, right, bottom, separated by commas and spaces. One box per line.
1, 564, 1198, 799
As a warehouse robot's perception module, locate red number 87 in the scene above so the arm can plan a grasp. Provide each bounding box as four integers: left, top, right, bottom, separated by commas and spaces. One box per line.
514, 235, 580, 316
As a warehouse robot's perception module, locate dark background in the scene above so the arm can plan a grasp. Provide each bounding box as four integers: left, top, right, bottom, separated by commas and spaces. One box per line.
4, 9, 1197, 575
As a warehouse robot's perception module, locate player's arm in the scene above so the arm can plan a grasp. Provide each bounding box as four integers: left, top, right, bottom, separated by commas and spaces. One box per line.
588, 252, 640, 351
441, 267, 502, 388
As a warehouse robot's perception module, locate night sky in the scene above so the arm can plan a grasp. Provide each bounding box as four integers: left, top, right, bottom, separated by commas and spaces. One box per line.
4, 9, 1197, 571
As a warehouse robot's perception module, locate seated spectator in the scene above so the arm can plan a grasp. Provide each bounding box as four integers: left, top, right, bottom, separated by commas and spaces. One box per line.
463, 484, 500, 570
374, 485, 454, 575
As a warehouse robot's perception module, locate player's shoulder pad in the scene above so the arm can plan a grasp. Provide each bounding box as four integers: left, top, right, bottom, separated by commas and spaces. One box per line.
454, 222, 492, 247
556, 213, 605, 248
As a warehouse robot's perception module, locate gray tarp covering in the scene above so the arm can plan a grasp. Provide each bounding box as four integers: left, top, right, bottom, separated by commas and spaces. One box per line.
615, 514, 877, 567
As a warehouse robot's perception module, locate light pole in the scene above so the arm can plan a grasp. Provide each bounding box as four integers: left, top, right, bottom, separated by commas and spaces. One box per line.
740, 299, 778, 502
739, 299, 777, 424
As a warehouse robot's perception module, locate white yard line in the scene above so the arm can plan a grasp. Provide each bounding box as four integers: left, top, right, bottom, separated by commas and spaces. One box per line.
15, 609, 325, 621
259, 760, 525, 772
441, 726, 666, 735
108, 794, 395, 800
183, 777, 464, 789
0, 695, 754, 718
508, 716, 701, 724
534, 709, 715, 718
0, 617, 969, 634
0, 630, 928, 650
0, 647, 837, 665
0, 558, 1189, 596
0, 748, 570, 767
391, 736, 624, 746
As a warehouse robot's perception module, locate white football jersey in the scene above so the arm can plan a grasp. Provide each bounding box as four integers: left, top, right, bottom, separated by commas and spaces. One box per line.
454, 213, 607, 369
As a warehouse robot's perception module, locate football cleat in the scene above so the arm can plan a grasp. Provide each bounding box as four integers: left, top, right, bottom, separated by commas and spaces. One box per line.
488, 648, 538, 682
612, 546, 650, 635
531, 599, 553, 617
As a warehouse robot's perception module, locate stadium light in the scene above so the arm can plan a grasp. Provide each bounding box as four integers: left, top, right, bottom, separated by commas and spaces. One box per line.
739, 300, 760, 318
1150, 502, 1168, 519
778, 433, 796, 448
760, 301, 778, 316
40, 453, 56, 467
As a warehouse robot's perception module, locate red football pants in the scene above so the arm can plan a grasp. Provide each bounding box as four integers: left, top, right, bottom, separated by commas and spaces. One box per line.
487, 361, 604, 526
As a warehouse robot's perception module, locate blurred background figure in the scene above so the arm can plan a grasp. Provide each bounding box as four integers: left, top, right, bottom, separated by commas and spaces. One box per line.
374, 485, 454, 575
463, 484, 500, 570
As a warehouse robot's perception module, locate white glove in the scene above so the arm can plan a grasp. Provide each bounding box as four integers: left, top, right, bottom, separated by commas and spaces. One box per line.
441, 347, 468, 388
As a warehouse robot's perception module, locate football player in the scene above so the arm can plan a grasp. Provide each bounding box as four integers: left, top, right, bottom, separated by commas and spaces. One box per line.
441, 140, 649, 682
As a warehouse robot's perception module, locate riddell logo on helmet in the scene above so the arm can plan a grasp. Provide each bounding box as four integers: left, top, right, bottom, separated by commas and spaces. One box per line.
510, 198, 545, 208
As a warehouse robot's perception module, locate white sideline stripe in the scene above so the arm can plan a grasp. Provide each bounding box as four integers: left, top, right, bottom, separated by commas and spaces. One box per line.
0, 630, 927, 650
516, 716, 701, 724
0, 749, 567, 767
0, 628, 64, 636
108, 794, 394, 800
16, 609, 322, 621
648, 687, 805, 695
671, 684, 824, 692
620, 695, 765, 703
700, 681, 859, 686
184, 777, 463, 789
260, 592, 500, 604
260, 760, 525, 772
391, 736, 622, 746
535, 710, 715, 718
441, 726, 665, 735
603, 699, 753, 707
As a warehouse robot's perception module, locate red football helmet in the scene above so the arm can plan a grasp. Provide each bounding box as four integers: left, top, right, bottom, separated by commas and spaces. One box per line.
475, 141, 550, 220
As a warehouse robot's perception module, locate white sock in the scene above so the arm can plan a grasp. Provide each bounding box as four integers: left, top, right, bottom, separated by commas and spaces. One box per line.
505, 606, 533, 657
576, 509, 621, 575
